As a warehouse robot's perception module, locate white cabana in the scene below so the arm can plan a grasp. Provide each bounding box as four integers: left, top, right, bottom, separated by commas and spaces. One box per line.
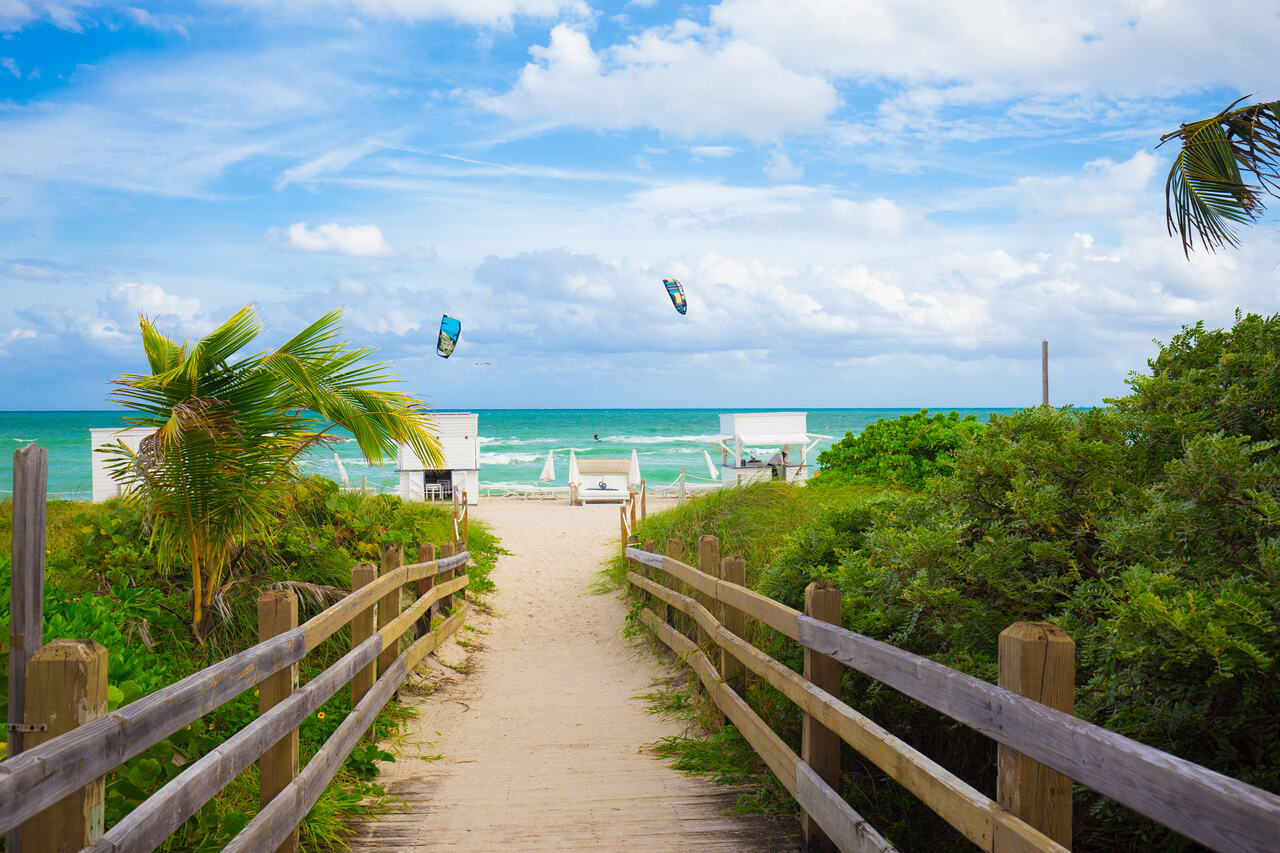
568, 449, 641, 505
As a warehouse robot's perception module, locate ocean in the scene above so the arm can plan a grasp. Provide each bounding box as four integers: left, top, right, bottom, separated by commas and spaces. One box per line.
0, 409, 1019, 500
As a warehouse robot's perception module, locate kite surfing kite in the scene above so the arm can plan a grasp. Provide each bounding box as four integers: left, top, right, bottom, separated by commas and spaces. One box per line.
437, 314, 461, 358
663, 279, 687, 315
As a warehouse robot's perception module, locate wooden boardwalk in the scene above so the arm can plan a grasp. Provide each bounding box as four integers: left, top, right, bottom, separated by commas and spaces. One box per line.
348, 500, 801, 851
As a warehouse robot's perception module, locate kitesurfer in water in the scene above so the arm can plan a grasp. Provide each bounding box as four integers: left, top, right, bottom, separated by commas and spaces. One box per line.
593, 433, 601, 441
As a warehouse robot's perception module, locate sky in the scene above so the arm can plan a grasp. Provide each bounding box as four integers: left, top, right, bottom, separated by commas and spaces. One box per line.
1, 0, 1278, 411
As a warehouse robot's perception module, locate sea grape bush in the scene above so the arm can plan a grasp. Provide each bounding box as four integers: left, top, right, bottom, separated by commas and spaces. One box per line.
815, 409, 984, 488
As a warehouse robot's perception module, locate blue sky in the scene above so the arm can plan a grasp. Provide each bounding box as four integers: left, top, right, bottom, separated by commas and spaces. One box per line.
2, 0, 1278, 411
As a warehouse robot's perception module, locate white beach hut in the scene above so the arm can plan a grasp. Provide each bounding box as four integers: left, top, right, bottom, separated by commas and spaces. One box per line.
709, 412, 831, 485
397, 412, 480, 505
89, 426, 153, 502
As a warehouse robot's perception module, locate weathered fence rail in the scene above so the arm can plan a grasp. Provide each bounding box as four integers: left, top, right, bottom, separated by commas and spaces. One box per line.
0, 530, 473, 852
623, 540, 1280, 853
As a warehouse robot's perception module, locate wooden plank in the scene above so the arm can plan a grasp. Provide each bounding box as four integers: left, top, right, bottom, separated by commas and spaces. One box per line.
379, 575, 469, 647
803, 582, 842, 853
639, 608, 799, 795
87, 635, 382, 853
625, 570, 1064, 853
715, 579, 799, 639
998, 623, 1074, 848
378, 544, 404, 681
402, 550, 467, 583
407, 605, 469, 670
0, 628, 306, 836
797, 615, 1280, 853
299, 564, 407, 651
223, 651, 409, 853
350, 563, 377, 730
258, 590, 300, 853
795, 762, 897, 853
625, 546, 665, 571
21, 639, 108, 853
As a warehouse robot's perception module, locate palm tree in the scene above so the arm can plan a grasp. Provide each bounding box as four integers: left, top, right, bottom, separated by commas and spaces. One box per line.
106, 305, 442, 637
1161, 97, 1280, 257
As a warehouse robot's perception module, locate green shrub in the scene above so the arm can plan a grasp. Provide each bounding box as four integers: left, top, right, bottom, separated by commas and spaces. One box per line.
815, 409, 984, 488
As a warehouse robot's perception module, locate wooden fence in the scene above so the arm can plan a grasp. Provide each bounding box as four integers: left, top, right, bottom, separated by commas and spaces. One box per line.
0, 531, 473, 852
623, 538, 1280, 853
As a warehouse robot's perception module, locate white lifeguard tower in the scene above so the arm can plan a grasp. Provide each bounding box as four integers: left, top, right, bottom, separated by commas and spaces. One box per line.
397, 412, 480, 505
89, 426, 152, 502
710, 412, 830, 485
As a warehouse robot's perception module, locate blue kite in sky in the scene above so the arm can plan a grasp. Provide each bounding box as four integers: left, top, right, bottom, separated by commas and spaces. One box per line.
437, 314, 461, 358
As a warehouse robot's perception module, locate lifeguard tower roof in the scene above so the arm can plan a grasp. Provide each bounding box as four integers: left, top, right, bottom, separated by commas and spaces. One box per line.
715, 412, 811, 447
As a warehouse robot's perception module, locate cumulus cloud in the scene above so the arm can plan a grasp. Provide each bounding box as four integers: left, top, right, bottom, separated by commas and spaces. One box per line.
273, 222, 394, 257
480, 24, 838, 140
711, 0, 1279, 99
764, 149, 802, 181
110, 282, 202, 323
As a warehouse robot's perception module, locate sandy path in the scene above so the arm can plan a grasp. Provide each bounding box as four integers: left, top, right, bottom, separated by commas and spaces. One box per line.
348, 499, 800, 851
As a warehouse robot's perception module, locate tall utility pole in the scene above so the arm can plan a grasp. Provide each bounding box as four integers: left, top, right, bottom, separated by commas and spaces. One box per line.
1041, 340, 1049, 406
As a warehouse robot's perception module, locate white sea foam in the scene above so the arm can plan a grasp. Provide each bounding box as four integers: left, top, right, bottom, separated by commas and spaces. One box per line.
481, 452, 542, 465
599, 434, 720, 444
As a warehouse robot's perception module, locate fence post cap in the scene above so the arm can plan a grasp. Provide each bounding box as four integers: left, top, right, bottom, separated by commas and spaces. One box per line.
999, 621, 1073, 647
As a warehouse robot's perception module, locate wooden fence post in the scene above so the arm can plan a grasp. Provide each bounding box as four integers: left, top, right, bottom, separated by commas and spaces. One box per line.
257, 590, 299, 853
696, 536, 719, 653
416, 542, 437, 634
640, 479, 647, 521
378, 544, 404, 685
641, 539, 657, 609
461, 496, 469, 544
350, 562, 377, 739
998, 622, 1074, 849
8, 442, 47, 853
629, 489, 637, 531
719, 555, 747, 696
439, 541, 456, 614
21, 639, 108, 852
802, 581, 842, 853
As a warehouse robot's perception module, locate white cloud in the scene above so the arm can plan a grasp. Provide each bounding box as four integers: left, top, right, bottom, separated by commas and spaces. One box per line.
764, 149, 802, 181
711, 0, 1280, 99
274, 222, 394, 256
225, 0, 589, 28
0, 57, 18, 77
690, 146, 737, 158
110, 282, 202, 322
481, 24, 838, 140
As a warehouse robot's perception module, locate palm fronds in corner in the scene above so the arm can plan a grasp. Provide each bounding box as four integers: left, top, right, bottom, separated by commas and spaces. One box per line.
1160, 96, 1280, 257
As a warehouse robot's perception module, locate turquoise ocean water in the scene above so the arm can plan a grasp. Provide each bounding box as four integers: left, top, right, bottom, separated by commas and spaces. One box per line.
0, 409, 1019, 500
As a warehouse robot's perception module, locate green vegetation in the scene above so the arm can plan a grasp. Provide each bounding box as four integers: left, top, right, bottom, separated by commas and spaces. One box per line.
813, 409, 982, 488
106, 305, 441, 635
0, 476, 502, 850
612, 310, 1280, 851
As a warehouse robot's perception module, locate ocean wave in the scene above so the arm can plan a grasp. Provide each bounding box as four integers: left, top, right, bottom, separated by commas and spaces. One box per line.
481, 452, 542, 465
598, 434, 720, 444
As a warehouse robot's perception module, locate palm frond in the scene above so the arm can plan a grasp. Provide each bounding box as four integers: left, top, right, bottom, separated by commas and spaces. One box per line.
1160, 97, 1280, 257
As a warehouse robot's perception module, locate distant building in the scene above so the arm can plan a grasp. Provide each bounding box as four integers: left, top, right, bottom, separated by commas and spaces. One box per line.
397, 412, 480, 505
89, 427, 152, 503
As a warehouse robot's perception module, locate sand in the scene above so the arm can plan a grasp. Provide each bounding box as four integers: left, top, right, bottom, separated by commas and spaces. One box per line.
348, 498, 800, 851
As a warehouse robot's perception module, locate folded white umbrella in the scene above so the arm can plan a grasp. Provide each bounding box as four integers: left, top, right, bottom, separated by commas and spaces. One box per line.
539, 450, 556, 483
568, 449, 581, 487
629, 449, 641, 485
704, 450, 720, 481
333, 452, 349, 486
